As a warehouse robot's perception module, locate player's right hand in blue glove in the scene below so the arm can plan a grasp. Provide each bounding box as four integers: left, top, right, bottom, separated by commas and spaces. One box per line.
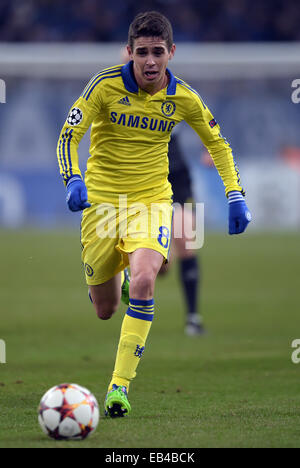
228, 191, 252, 235
66, 176, 91, 212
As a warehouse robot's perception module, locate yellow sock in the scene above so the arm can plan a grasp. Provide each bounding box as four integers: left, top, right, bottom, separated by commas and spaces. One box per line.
108, 298, 154, 393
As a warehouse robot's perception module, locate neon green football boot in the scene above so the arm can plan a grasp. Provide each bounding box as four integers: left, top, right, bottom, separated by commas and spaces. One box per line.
121, 268, 130, 305
105, 384, 131, 418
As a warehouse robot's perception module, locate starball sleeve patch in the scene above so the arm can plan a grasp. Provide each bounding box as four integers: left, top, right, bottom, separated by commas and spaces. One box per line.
67, 107, 83, 126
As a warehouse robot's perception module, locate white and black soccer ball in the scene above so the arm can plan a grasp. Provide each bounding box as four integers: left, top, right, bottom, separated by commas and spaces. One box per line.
38, 383, 99, 440
67, 107, 83, 126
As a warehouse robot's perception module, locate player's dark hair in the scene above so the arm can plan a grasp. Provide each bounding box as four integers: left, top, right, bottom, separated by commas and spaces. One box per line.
128, 11, 173, 51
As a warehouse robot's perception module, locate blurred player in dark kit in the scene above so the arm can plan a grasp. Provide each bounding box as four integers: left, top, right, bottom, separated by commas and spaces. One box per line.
160, 130, 205, 336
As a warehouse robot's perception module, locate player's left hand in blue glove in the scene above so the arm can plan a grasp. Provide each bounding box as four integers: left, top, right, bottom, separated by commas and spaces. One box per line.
66, 176, 91, 212
228, 191, 252, 235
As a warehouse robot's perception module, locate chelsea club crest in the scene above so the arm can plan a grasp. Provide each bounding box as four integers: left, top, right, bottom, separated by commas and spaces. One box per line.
161, 101, 176, 117
84, 263, 94, 277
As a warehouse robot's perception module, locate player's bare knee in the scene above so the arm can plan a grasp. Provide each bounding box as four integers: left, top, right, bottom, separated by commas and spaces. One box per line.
131, 270, 156, 298
96, 307, 114, 320
94, 301, 118, 320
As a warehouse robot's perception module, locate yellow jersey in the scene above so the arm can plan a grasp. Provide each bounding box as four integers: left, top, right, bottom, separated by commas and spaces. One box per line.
57, 61, 244, 204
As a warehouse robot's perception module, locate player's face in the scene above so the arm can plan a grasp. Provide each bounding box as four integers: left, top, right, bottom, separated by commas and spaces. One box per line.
127, 37, 175, 94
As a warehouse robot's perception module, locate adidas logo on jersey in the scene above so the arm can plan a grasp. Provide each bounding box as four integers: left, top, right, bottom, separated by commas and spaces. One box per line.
118, 96, 131, 106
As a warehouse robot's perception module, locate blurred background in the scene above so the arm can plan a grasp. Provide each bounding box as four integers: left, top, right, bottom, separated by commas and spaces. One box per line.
0, 0, 300, 230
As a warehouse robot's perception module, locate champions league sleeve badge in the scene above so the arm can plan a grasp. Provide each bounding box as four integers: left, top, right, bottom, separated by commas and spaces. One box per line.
67, 107, 83, 126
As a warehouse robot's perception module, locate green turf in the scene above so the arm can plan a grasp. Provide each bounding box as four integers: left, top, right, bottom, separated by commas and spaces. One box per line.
0, 229, 299, 448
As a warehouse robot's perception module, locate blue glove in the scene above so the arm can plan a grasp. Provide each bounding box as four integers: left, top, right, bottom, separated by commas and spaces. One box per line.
66, 176, 91, 212
228, 191, 252, 235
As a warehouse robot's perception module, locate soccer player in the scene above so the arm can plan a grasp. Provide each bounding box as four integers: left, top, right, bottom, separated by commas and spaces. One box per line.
159, 130, 205, 336
57, 11, 251, 418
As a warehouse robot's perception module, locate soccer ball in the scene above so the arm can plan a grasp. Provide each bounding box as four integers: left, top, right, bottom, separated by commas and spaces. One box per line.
38, 383, 99, 440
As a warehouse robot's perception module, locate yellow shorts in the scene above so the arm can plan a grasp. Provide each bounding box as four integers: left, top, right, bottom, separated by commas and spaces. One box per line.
80, 199, 173, 285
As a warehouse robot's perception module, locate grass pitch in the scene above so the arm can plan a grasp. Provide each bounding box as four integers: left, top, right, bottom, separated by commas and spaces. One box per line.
0, 229, 299, 448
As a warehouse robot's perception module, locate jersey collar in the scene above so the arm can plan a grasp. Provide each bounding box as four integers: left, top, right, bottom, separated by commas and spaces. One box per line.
121, 61, 177, 96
